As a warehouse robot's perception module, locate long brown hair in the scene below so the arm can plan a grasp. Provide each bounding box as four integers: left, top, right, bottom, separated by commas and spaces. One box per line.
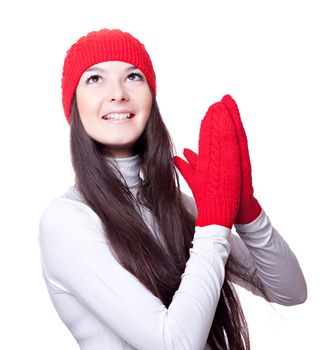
70, 94, 266, 349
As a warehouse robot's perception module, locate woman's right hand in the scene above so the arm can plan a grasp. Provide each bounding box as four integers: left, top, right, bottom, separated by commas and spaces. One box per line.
173, 100, 241, 229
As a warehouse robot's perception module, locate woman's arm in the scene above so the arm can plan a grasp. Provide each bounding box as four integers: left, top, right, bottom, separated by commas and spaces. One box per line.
39, 198, 230, 350
224, 95, 307, 305
181, 193, 307, 306
232, 209, 307, 306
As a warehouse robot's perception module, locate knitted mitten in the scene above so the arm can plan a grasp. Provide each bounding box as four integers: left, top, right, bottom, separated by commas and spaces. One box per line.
222, 94, 262, 224
173, 101, 241, 228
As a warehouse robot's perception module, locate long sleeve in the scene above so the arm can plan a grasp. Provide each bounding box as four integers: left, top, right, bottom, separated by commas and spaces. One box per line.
39, 198, 231, 350
233, 210, 307, 305
181, 192, 307, 306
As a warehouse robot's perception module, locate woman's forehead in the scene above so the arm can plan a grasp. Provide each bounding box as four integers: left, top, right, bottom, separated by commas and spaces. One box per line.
85, 61, 137, 72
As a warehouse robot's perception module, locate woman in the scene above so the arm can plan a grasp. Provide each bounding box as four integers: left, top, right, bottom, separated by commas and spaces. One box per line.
39, 28, 307, 350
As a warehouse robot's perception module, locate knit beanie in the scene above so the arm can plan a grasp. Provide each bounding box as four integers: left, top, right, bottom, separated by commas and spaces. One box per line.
61, 28, 156, 122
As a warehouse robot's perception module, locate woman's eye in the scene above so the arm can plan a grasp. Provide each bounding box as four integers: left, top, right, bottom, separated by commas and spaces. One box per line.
127, 72, 143, 81
86, 75, 102, 84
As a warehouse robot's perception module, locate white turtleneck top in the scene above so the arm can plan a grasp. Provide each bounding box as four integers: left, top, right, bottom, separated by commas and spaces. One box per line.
38, 154, 306, 350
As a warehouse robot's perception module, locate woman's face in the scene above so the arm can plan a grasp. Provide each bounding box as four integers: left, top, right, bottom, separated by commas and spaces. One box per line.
76, 61, 153, 157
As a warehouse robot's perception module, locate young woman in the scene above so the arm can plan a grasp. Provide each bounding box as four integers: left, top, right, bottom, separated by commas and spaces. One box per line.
38, 28, 307, 350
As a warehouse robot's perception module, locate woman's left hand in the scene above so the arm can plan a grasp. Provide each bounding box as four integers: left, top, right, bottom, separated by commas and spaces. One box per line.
222, 95, 262, 224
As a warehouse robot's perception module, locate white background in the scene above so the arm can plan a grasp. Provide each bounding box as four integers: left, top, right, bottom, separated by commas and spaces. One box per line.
1, 0, 331, 349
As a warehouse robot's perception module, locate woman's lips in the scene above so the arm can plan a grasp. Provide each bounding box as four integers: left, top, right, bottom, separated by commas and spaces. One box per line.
102, 112, 135, 120
102, 112, 136, 124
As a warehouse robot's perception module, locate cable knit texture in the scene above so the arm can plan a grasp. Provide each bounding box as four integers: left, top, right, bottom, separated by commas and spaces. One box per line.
61, 28, 156, 122
174, 101, 241, 228
222, 95, 262, 224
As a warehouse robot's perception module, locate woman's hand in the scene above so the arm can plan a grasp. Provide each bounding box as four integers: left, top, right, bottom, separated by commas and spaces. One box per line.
173, 100, 241, 229
222, 95, 262, 224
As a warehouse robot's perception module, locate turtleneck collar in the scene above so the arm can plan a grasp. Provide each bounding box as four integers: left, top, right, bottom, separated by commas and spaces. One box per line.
109, 153, 142, 189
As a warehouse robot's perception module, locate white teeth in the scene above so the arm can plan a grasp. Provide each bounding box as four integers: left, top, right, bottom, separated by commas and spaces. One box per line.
103, 113, 131, 120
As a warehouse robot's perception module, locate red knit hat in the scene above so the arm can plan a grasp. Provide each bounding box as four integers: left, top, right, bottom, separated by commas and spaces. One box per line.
61, 29, 156, 122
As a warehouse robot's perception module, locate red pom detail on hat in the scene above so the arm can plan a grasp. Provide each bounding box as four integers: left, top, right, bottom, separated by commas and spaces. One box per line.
61, 29, 156, 122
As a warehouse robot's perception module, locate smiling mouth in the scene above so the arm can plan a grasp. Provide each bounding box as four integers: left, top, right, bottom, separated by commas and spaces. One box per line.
102, 113, 135, 120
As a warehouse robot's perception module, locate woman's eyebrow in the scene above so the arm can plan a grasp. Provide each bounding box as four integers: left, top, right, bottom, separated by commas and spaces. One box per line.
127, 65, 138, 71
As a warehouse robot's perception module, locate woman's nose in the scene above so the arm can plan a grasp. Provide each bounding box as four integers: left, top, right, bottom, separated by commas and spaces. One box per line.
106, 83, 129, 102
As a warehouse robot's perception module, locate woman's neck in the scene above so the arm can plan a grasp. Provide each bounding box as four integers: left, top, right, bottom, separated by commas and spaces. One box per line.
108, 153, 141, 189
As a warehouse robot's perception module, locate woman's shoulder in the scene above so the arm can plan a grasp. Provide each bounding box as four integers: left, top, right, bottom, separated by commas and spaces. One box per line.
39, 186, 101, 238
41, 185, 86, 213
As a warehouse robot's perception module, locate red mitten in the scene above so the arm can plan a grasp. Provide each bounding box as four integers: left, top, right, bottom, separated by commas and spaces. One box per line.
223, 94, 262, 224
173, 101, 241, 228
